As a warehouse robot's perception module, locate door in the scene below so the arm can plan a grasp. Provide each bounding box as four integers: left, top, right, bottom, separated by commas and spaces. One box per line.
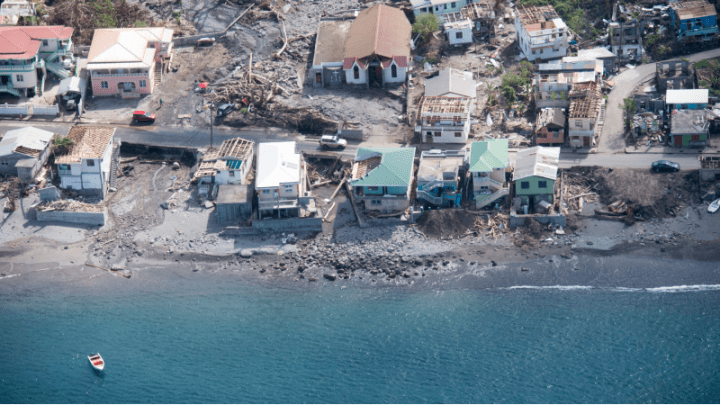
674, 135, 682, 146
583, 136, 591, 147
425, 132, 433, 143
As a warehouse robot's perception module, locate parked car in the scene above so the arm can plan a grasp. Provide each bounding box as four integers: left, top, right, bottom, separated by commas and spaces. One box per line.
133, 111, 156, 123
319, 135, 347, 149
217, 103, 235, 117
651, 160, 680, 172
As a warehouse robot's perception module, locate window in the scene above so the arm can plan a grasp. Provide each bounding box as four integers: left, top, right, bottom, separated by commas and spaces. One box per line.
353, 65, 359, 80
538, 181, 548, 189
101, 81, 108, 89
575, 121, 583, 128
86, 159, 95, 167
262, 189, 271, 194
540, 49, 544, 54
532, 50, 536, 55
42, 40, 48, 46
454, 132, 462, 137
15, 75, 23, 82
371, 200, 382, 206
434, 132, 441, 137
444, 4, 447, 9
426, 131, 432, 136
229, 171, 235, 177
520, 181, 530, 189
285, 185, 294, 191
391, 64, 397, 78
368, 186, 380, 191
451, 1, 456, 7
58, 164, 69, 170
691, 134, 701, 141
456, 32, 463, 39
139, 80, 147, 88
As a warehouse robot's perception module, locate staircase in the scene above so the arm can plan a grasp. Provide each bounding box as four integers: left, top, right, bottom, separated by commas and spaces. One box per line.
475, 188, 509, 209
108, 143, 121, 190
45, 61, 71, 79
418, 190, 443, 205
154, 65, 162, 85
0, 85, 20, 97
594, 105, 606, 140
46, 50, 67, 63
422, 179, 444, 191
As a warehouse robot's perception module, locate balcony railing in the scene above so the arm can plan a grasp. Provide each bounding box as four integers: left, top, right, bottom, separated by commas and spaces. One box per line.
474, 176, 504, 188
91, 72, 150, 78
258, 198, 299, 210
0, 64, 36, 72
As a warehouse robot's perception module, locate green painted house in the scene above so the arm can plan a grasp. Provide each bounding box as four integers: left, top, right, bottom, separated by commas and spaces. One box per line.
670, 109, 709, 147
350, 147, 416, 212
512, 146, 560, 207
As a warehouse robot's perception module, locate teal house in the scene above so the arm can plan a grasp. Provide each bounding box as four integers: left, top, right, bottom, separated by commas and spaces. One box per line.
416, 149, 465, 207
468, 139, 509, 209
512, 146, 560, 207
350, 147, 416, 213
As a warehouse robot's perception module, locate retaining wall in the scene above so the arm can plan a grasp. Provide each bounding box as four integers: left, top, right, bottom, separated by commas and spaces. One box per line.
509, 213, 566, 228
252, 217, 323, 232
36, 208, 107, 226
337, 129, 365, 141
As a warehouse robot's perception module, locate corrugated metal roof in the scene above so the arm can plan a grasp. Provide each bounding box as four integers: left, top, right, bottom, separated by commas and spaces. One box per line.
350, 147, 415, 187
0, 126, 53, 158
512, 146, 560, 181
468, 139, 509, 173
671, 0, 717, 20
344, 4, 411, 61
666, 89, 709, 105
87, 28, 170, 66
425, 68, 477, 98
57, 76, 87, 95
255, 142, 300, 188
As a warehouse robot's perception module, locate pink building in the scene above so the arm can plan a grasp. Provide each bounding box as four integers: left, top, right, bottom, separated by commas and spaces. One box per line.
87, 28, 173, 97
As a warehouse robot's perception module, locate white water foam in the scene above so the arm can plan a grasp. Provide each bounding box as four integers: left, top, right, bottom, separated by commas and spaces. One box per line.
501, 285, 720, 293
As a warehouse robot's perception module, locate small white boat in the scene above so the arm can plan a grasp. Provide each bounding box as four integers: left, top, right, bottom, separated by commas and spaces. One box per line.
88, 353, 105, 371
708, 199, 720, 214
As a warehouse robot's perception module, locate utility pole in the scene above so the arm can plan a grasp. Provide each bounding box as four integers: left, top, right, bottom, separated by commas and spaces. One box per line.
210, 103, 214, 149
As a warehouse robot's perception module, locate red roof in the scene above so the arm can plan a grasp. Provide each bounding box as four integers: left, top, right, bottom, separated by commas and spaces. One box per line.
380, 56, 407, 68
344, 4, 411, 61
343, 57, 366, 70
0, 26, 72, 59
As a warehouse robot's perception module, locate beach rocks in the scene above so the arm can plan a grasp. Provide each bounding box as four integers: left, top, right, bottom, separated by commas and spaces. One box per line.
323, 273, 336, 281
240, 249, 253, 258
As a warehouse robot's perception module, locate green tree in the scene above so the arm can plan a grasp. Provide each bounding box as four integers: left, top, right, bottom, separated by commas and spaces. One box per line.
502, 85, 516, 103
412, 13, 440, 40
619, 98, 637, 131
53, 137, 74, 158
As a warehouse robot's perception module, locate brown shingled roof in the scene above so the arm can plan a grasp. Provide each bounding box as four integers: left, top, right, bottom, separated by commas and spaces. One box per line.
55, 126, 115, 164
344, 4, 411, 61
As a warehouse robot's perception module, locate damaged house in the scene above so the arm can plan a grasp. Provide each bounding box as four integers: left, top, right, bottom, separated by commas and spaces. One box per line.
417, 68, 476, 144
255, 142, 311, 219
515, 4, 569, 62
534, 60, 602, 110
416, 149, 465, 208
196, 137, 257, 223
568, 84, 604, 148
534, 107, 565, 145
0, 126, 54, 182
439, 0, 498, 44
311, 4, 411, 88
0, 1, 35, 26
670, 109, 709, 147
670, 0, 718, 41
350, 147, 415, 213
87, 27, 173, 96
55, 126, 116, 198
467, 139, 509, 209
608, 19, 643, 62
656, 60, 695, 92
512, 146, 560, 209
563, 47, 618, 75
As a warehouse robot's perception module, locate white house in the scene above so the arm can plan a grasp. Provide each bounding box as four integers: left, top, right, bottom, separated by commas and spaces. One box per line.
515, 5, 569, 61
55, 126, 116, 198
445, 19, 474, 45
255, 142, 306, 219
467, 139, 509, 209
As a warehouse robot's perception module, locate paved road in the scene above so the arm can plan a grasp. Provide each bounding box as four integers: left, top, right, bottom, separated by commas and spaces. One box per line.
558, 151, 699, 169
599, 47, 720, 155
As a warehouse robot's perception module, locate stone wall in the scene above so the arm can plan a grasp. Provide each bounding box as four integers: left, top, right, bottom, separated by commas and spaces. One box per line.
36, 208, 107, 226
509, 213, 566, 228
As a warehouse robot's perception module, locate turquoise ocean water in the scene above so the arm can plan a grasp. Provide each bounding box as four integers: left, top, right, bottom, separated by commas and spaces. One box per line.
1, 280, 719, 403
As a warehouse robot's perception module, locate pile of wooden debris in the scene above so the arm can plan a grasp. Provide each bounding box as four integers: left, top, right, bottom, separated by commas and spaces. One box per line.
472, 212, 510, 241
561, 171, 599, 213
37, 200, 105, 212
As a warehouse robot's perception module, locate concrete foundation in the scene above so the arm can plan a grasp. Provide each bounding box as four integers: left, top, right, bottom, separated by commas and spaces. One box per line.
252, 217, 323, 233
36, 208, 107, 226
